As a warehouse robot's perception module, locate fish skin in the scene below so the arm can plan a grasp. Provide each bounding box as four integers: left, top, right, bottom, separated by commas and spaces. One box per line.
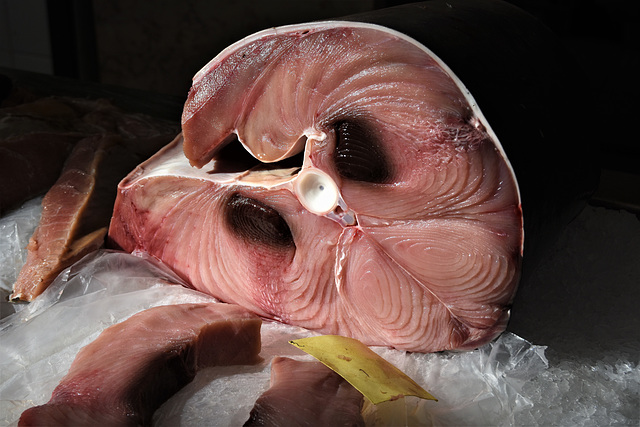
338, 0, 599, 268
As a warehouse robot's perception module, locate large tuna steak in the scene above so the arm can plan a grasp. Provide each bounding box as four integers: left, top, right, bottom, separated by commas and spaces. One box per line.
109, 0, 596, 352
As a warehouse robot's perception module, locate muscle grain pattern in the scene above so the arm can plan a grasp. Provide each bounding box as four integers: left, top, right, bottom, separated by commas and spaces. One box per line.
107, 7, 538, 352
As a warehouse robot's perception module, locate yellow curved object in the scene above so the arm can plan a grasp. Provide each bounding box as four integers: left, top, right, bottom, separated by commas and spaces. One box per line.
289, 335, 437, 404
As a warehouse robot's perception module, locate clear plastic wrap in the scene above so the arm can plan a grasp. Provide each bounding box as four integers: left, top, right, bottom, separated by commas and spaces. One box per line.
0, 250, 548, 426
1, 199, 638, 426
0, 250, 219, 424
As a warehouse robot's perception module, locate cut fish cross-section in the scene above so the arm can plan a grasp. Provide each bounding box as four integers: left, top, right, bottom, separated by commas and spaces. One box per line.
109, 0, 596, 352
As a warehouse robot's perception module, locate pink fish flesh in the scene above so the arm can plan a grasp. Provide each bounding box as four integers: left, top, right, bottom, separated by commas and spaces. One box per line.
0, 132, 81, 214
4, 95, 178, 301
109, 0, 598, 352
245, 357, 364, 426
18, 303, 262, 426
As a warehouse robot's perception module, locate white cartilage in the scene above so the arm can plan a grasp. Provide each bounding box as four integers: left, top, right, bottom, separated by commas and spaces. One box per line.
325, 197, 357, 226
294, 168, 357, 226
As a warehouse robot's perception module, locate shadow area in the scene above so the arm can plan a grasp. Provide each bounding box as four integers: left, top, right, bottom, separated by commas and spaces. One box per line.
507, 204, 640, 362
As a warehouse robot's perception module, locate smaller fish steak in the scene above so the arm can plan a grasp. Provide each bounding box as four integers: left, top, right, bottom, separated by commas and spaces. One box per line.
245, 356, 364, 427
18, 303, 262, 427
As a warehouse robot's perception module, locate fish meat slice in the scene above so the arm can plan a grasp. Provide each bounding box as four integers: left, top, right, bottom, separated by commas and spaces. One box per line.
18, 302, 262, 427
244, 357, 364, 427
0, 132, 81, 214
109, 0, 597, 352
10, 135, 116, 301
0, 97, 87, 214
10, 131, 172, 302
5, 95, 178, 301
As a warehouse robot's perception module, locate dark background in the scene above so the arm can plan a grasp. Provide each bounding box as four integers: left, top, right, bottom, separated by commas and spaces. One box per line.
2, 1, 637, 97
2, 0, 637, 211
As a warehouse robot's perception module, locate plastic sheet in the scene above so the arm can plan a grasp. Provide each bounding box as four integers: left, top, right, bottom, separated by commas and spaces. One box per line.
0, 197, 42, 294
0, 249, 546, 426
153, 330, 548, 426
0, 250, 219, 424
1, 200, 639, 426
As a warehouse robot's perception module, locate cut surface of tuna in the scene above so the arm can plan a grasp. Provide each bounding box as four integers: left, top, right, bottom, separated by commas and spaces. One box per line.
109, 8, 526, 353
18, 302, 262, 427
244, 356, 364, 427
